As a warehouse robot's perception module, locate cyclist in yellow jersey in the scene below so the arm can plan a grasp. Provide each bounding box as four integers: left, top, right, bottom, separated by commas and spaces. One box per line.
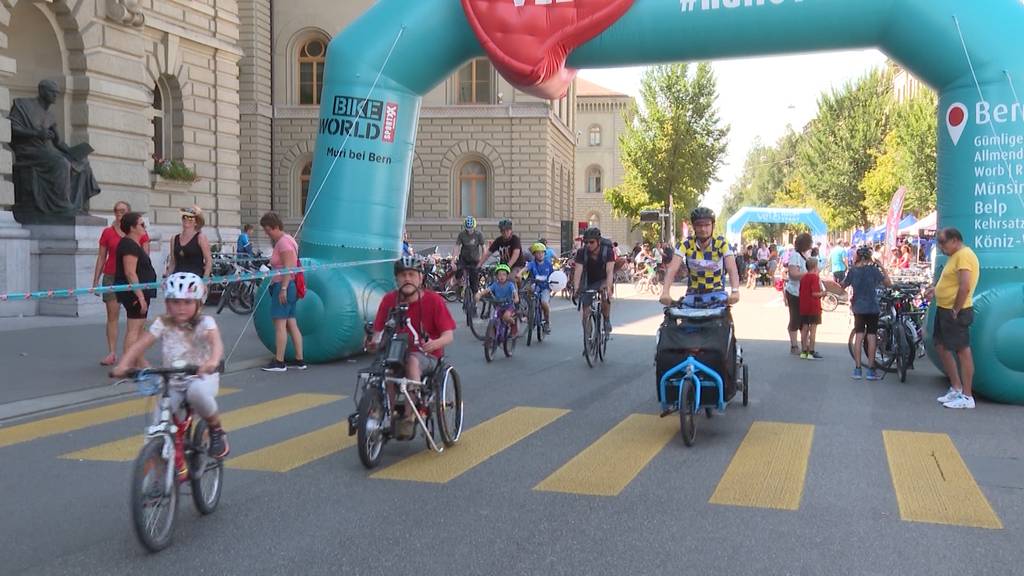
659, 207, 741, 307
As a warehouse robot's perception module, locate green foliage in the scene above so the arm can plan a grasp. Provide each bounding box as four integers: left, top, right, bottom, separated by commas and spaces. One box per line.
605, 63, 729, 227
152, 156, 199, 183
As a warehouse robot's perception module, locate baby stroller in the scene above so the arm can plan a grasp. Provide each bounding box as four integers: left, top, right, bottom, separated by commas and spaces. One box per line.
654, 294, 749, 446
756, 260, 772, 287
821, 280, 850, 312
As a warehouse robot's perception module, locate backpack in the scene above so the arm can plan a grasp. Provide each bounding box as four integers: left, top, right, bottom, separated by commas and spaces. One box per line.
581, 238, 614, 285
294, 247, 306, 299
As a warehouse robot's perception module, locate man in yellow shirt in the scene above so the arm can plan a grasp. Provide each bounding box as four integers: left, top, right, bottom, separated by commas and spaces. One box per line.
926, 228, 980, 409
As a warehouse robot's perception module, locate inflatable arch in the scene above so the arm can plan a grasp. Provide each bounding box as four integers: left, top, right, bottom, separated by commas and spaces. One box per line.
726, 207, 828, 248
255, 0, 1024, 403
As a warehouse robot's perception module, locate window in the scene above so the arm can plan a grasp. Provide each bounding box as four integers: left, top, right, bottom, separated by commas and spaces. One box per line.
300, 161, 312, 215
586, 166, 603, 194
152, 78, 173, 160
588, 212, 601, 228
589, 125, 601, 146
457, 160, 488, 217
298, 38, 326, 105
457, 59, 493, 104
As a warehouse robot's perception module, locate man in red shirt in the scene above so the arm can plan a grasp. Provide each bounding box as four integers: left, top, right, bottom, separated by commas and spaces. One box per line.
798, 257, 824, 360
368, 256, 456, 428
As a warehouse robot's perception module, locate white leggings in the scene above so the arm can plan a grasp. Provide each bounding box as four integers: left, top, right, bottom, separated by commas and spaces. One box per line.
155, 374, 220, 420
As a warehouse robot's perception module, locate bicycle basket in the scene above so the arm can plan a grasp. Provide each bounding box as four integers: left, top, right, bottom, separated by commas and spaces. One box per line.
135, 373, 162, 396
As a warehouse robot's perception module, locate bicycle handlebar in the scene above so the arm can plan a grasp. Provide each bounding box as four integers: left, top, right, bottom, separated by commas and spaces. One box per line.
111, 361, 224, 379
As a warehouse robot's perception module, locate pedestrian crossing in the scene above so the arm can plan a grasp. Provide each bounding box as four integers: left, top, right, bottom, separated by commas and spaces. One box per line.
1, 391, 1005, 530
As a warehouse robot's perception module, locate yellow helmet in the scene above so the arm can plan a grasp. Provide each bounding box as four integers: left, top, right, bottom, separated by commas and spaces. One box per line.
530, 242, 547, 254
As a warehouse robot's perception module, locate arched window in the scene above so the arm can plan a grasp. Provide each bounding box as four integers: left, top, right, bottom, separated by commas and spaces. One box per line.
299, 161, 312, 215
457, 160, 489, 217
152, 78, 176, 160
457, 59, 494, 104
298, 38, 327, 105
589, 125, 602, 146
586, 166, 603, 194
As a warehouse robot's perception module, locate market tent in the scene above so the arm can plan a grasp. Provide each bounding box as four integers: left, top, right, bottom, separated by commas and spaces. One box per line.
899, 211, 937, 235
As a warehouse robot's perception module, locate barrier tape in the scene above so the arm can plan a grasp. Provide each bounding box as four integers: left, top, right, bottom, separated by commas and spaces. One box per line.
0, 257, 395, 302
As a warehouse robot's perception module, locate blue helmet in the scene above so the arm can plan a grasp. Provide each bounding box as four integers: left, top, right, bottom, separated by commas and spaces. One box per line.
464, 216, 477, 230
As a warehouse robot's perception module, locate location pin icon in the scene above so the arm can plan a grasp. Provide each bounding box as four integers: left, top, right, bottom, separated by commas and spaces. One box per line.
947, 103, 968, 146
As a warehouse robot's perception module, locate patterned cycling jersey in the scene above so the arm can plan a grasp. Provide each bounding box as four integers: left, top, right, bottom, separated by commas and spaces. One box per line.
682, 236, 732, 295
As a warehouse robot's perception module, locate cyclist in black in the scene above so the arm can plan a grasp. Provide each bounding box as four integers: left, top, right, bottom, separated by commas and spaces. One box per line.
454, 216, 485, 295
572, 227, 616, 335
488, 218, 526, 284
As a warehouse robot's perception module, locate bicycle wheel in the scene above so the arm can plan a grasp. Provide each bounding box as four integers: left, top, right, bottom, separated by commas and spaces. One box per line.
876, 324, 897, 373
484, 322, 496, 363
526, 298, 536, 347
216, 282, 232, 314
503, 323, 516, 357
742, 363, 749, 407
598, 314, 608, 362
189, 420, 223, 515
822, 293, 839, 312
895, 322, 909, 383
535, 308, 545, 343
356, 391, 385, 469
583, 315, 595, 368
130, 438, 179, 552
466, 296, 487, 341
679, 380, 696, 447
436, 366, 463, 447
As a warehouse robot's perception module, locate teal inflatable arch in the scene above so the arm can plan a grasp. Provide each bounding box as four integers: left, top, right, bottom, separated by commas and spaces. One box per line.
256, 0, 1024, 403
726, 207, 828, 247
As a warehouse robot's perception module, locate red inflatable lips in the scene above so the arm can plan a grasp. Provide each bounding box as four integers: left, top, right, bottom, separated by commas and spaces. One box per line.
461, 0, 634, 99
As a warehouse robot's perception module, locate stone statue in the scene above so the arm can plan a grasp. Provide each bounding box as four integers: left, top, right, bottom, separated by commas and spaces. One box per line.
8, 80, 101, 222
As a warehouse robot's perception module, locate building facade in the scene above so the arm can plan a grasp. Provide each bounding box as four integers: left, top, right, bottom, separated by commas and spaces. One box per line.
574, 78, 640, 249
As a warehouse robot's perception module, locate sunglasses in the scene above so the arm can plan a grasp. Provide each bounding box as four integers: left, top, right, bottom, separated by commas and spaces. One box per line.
182, 215, 196, 221
586, 240, 598, 245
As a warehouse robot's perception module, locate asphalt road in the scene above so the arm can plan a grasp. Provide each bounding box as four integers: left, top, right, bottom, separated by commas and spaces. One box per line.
1, 288, 1020, 576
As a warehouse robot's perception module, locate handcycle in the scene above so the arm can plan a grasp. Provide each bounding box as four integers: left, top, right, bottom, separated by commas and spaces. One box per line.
655, 293, 750, 447
575, 289, 609, 368
115, 362, 224, 552
481, 295, 518, 362
349, 304, 463, 469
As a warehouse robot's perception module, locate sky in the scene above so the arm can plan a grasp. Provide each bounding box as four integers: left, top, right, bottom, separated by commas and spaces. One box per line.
577, 49, 889, 214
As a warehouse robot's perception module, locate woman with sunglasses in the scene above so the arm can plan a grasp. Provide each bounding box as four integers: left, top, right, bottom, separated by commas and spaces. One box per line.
92, 201, 150, 366
115, 212, 157, 368
166, 204, 213, 278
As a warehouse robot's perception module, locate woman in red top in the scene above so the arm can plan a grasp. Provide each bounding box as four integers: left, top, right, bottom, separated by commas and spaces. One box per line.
898, 244, 913, 269
91, 201, 149, 366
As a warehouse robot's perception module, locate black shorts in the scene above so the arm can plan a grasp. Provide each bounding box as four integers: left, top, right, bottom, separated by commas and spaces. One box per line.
832, 271, 846, 284
801, 315, 821, 327
580, 281, 607, 308
785, 292, 801, 332
853, 314, 879, 335
934, 307, 973, 352
121, 295, 151, 320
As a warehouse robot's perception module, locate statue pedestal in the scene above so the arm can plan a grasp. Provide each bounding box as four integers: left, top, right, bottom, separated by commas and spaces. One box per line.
0, 211, 35, 318
25, 215, 107, 317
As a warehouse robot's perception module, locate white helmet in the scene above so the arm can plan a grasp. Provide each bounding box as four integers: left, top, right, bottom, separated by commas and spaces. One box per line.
164, 272, 206, 300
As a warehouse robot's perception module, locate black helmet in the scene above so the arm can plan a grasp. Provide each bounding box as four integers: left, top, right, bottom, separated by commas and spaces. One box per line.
393, 255, 424, 275
690, 206, 716, 224
498, 218, 513, 231
583, 227, 602, 240
856, 246, 873, 261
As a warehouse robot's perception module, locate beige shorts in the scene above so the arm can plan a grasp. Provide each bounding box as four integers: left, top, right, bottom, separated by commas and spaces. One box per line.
102, 274, 117, 303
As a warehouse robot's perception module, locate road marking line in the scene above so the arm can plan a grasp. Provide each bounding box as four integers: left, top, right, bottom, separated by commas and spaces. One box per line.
883, 430, 1002, 529
534, 414, 678, 497
371, 406, 568, 484
709, 421, 815, 511
61, 393, 342, 462
0, 388, 239, 449
227, 422, 354, 473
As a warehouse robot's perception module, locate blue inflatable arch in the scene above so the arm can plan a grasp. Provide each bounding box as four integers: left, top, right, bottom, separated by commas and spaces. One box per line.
726, 208, 828, 248
255, 0, 1024, 403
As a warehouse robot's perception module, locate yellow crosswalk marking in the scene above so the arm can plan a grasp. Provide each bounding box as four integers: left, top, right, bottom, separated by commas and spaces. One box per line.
534, 414, 678, 496
709, 421, 815, 511
61, 393, 342, 462
0, 388, 239, 449
883, 430, 1002, 529
228, 423, 354, 473
372, 407, 568, 484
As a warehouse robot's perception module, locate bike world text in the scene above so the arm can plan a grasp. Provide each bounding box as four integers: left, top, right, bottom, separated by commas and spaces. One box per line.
681, 0, 803, 13
318, 95, 399, 145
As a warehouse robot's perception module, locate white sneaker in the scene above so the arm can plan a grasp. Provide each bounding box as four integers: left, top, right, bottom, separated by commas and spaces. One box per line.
943, 394, 976, 409
936, 388, 960, 403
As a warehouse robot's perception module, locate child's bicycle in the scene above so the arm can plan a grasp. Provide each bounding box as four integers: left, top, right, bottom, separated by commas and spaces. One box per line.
115, 362, 224, 552
481, 296, 518, 362
523, 278, 549, 346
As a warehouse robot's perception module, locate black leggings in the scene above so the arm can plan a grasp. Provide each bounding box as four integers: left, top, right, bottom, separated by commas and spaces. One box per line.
786, 292, 801, 333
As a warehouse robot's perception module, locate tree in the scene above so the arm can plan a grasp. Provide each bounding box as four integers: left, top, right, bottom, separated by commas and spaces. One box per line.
796, 69, 891, 231
719, 129, 804, 241
605, 63, 729, 236
861, 89, 938, 217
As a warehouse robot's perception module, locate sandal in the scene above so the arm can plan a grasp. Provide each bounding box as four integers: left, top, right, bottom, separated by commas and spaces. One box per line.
100, 353, 117, 366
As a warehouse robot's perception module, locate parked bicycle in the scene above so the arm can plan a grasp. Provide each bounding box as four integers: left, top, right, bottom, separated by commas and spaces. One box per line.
118, 363, 224, 552
215, 252, 268, 315
847, 282, 928, 382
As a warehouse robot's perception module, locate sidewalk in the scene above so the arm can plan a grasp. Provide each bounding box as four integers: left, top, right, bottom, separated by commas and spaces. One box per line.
0, 301, 271, 412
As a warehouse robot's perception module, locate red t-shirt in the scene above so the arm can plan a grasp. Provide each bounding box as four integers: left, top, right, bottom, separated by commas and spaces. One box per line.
99, 226, 150, 275
799, 272, 823, 316
373, 290, 457, 358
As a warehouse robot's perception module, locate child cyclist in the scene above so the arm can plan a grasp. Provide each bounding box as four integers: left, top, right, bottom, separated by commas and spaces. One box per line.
525, 242, 553, 333
112, 272, 230, 467
798, 257, 825, 360
477, 263, 519, 337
